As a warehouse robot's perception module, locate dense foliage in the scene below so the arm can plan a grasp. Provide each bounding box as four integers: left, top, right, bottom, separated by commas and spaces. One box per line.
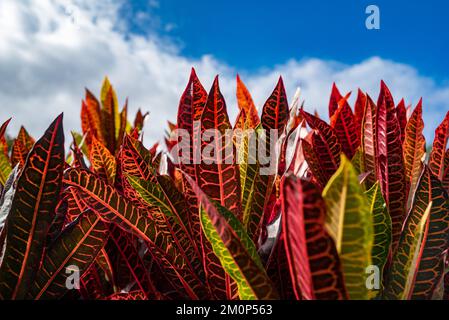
0, 69, 448, 300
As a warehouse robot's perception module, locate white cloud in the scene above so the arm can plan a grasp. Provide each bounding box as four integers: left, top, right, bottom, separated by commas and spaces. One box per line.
0, 0, 447, 147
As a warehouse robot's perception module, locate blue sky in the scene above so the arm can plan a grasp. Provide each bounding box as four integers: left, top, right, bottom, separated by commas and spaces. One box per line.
127, 0, 449, 81
0, 0, 448, 144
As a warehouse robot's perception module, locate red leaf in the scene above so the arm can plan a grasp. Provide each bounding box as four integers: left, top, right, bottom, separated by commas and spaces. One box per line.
81, 90, 103, 147
354, 89, 366, 138
376, 81, 407, 250
429, 111, 449, 180
236, 75, 260, 128
396, 98, 407, 144
403, 99, 426, 209
302, 111, 341, 188
443, 149, 449, 192
133, 108, 149, 132
328, 83, 347, 118
281, 176, 348, 300
65, 187, 88, 224
0, 114, 65, 299
261, 76, 289, 132
0, 118, 11, 139
11, 126, 35, 168
108, 290, 148, 300
177, 68, 207, 134
80, 265, 110, 300
107, 225, 161, 299
330, 92, 359, 159
119, 134, 157, 208
361, 95, 377, 187
176, 68, 207, 182
198, 76, 242, 218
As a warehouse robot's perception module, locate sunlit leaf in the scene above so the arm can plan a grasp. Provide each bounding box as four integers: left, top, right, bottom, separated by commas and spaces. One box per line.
323, 155, 373, 299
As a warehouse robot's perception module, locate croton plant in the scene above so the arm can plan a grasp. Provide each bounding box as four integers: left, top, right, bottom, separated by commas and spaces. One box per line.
0, 68, 448, 300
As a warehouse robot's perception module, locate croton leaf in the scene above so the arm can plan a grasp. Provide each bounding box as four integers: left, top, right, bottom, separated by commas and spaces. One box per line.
185, 174, 279, 300
354, 89, 367, 139
80, 263, 111, 300
63, 168, 207, 299
176, 68, 207, 180
0, 118, 12, 185
443, 149, 449, 192
280, 175, 312, 299
0, 152, 11, 187
107, 224, 160, 299
302, 110, 342, 188
429, 111, 449, 180
391, 167, 449, 299
108, 290, 148, 300
11, 126, 35, 168
195, 77, 245, 298
89, 136, 116, 184
64, 187, 88, 224
384, 166, 449, 299
81, 89, 103, 147
403, 99, 426, 210
28, 210, 108, 300
396, 99, 407, 144
376, 81, 407, 251
244, 77, 290, 242
0, 114, 64, 299
261, 76, 289, 132
100, 77, 120, 154
239, 125, 263, 233
64, 168, 176, 263
0, 118, 11, 139
93, 248, 115, 293
383, 202, 432, 300
281, 176, 348, 300
233, 108, 246, 131
133, 108, 149, 133
199, 76, 242, 217
328, 83, 348, 118
127, 175, 203, 277
360, 95, 377, 188
365, 182, 391, 296
330, 93, 359, 159
119, 134, 157, 207
322, 155, 373, 299
265, 232, 296, 299
236, 75, 260, 128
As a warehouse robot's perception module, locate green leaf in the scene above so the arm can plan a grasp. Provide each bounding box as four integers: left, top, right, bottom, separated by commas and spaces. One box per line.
323, 155, 374, 299
365, 182, 391, 297
185, 174, 279, 300
0, 152, 11, 186
127, 174, 203, 277
384, 166, 449, 299
383, 202, 432, 299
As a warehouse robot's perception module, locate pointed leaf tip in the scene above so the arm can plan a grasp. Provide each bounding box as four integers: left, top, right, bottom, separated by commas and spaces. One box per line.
277, 76, 284, 86
190, 67, 198, 79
